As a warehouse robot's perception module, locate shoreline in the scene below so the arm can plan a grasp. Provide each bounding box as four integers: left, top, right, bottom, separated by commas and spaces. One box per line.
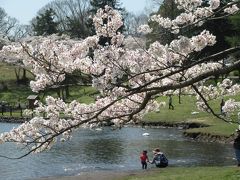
139, 121, 234, 143
0, 116, 30, 123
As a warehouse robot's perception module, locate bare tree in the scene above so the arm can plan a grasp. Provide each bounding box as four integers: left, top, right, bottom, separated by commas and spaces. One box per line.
0, 7, 18, 37
33, 0, 91, 38
11, 25, 32, 40
0, 7, 31, 41
151, 0, 164, 6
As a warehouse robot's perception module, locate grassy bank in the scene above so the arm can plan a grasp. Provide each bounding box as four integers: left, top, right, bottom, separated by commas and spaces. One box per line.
144, 95, 240, 137
120, 166, 240, 180
38, 166, 240, 180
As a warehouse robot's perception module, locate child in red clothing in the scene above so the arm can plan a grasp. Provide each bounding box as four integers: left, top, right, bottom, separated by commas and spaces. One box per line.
140, 150, 149, 169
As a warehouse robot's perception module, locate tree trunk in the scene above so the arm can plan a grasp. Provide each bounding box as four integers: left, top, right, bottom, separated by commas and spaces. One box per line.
61, 88, 65, 101
22, 69, 27, 80
57, 88, 61, 98
65, 85, 70, 98
178, 89, 182, 104
14, 67, 20, 83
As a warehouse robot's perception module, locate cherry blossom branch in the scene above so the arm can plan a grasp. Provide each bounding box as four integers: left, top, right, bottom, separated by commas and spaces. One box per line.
138, 59, 240, 93
127, 46, 240, 93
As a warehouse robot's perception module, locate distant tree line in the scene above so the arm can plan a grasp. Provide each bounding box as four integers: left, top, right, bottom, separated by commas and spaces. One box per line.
31, 0, 149, 38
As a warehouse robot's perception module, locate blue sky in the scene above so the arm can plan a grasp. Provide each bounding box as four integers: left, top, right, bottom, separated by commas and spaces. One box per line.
0, 0, 149, 25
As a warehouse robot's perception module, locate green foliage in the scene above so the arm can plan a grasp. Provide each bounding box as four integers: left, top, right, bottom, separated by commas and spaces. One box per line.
0, 85, 32, 104
0, 63, 33, 82
89, 0, 124, 14
200, 16, 232, 60
35, 85, 97, 104
233, 70, 239, 76
32, 8, 59, 36
226, 12, 240, 47
225, 12, 240, 79
65, 16, 90, 38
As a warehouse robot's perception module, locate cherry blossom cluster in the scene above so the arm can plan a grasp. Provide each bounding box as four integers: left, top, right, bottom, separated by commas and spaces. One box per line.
224, 4, 239, 14
93, 5, 123, 38
137, 24, 153, 34
144, 0, 239, 34
222, 99, 240, 117
169, 30, 216, 56
175, 0, 203, 11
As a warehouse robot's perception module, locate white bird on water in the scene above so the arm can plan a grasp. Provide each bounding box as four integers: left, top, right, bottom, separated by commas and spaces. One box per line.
95, 128, 103, 131
191, 111, 199, 115
142, 133, 150, 136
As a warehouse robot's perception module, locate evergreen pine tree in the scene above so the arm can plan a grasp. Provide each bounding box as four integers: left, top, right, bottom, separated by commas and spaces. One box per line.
32, 8, 59, 36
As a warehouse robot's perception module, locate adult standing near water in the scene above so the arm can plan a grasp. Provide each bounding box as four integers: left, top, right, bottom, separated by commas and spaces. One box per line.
168, 95, 174, 110
233, 112, 240, 167
233, 128, 240, 167
220, 98, 225, 115
150, 148, 168, 168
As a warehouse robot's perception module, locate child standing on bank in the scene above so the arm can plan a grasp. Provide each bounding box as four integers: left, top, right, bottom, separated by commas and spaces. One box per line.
140, 150, 149, 169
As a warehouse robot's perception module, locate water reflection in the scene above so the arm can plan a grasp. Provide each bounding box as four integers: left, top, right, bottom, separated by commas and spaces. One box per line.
83, 138, 124, 163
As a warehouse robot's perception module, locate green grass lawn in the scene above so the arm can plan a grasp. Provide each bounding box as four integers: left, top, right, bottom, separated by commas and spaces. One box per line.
0, 62, 33, 82
120, 167, 240, 180
0, 62, 34, 104
0, 84, 33, 104
66, 85, 97, 103
0, 63, 19, 81
144, 95, 240, 137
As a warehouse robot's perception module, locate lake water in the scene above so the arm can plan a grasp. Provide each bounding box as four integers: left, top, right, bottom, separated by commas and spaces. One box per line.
0, 123, 236, 180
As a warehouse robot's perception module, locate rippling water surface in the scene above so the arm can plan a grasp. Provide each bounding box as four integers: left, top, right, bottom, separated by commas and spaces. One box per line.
0, 123, 235, 180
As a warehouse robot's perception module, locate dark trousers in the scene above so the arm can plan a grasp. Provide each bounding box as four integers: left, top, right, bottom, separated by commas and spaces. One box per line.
235, 148, 240, 166
156, 163, 168, 168
169, 104, 174, 110
141, 161, 147, 169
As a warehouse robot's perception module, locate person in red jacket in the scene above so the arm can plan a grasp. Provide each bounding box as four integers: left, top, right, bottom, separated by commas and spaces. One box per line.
140, 150, 149, 169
